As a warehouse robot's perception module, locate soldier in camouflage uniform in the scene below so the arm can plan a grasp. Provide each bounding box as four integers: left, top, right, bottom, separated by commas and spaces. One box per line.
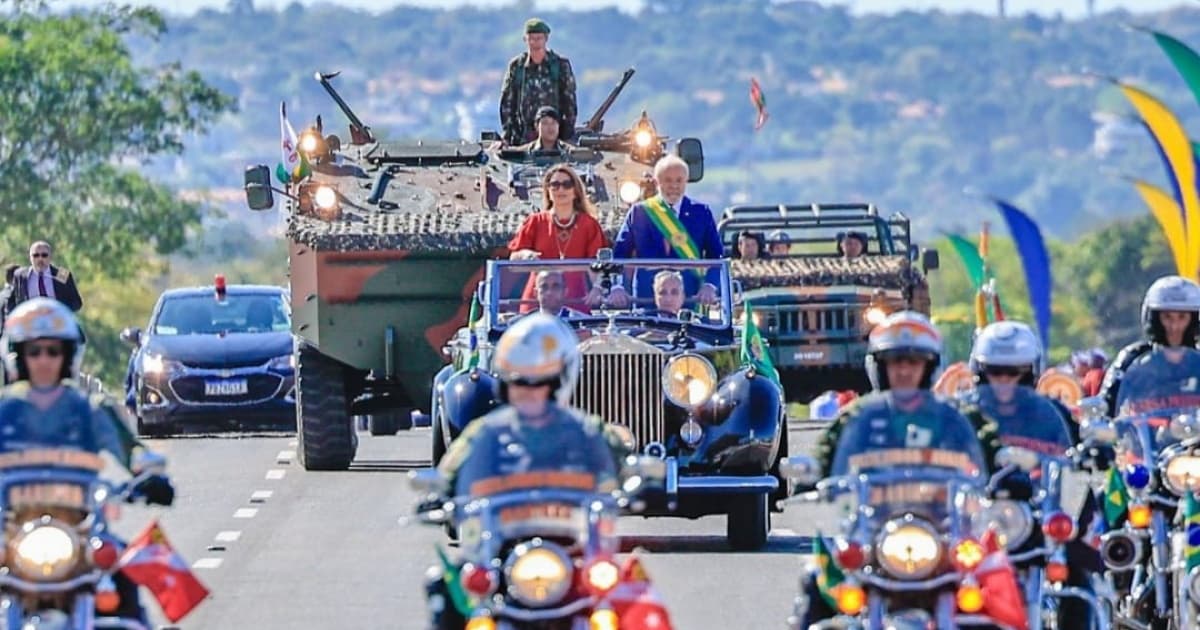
499, 18, 578, 146
516, 105, 574, 153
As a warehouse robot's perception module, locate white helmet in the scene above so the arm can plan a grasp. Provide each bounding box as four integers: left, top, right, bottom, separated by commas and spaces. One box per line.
1140, 275, 1200, 346
864, 311, 943, 390
2, 298, 84, 382
969, 321, 1043, 386
492, 312, 580, 406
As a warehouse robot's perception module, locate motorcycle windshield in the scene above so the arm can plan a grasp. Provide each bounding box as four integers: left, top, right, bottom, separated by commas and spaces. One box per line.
1116, 348, 1200, 417
973, 385, 1073, 458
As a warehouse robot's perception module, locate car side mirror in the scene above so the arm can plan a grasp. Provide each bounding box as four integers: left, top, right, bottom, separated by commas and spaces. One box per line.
244, 164, 275, 211
995, 446, 1039, 472
408, 468, 449, 495
675, 137, 704, 183
731, 279, 744, 306
779, 455, 821, 488
120, 327, 142, 348
922, 248, 940, 271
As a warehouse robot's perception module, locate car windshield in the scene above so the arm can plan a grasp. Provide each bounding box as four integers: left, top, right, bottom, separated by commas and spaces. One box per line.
153, 293, 290, 335
487, 258, 731, 328
973, 385, 1073, 458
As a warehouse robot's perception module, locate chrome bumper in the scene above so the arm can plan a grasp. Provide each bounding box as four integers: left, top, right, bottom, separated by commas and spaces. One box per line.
665, 456, 778, 499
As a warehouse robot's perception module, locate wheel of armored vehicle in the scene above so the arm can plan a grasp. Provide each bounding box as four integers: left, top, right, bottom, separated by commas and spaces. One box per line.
727, 492, 770, 551
295, 344, 357, 470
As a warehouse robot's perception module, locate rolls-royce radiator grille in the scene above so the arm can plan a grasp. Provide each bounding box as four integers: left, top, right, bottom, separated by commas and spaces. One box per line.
573, 353, 667, 448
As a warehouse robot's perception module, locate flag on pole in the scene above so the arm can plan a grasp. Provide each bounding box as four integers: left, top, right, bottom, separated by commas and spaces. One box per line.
943, 233, 986, 290
813, 534, 846, 609
993, 200, 1052, 349
1148, 29, 1200, 114
117, 520, 209, 622
434, 544, 472, 615
740, 302, 780, 384
976, 528, 1030, 630
276, 101, 311, 184
1131, 178, 1191, 277
749, 77, 769, 131
1103, 466, 1129, 528
608, 555, 674, 630
456, 295, 482, 374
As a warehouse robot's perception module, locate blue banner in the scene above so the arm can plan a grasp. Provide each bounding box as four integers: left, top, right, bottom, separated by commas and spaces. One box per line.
994, 199, 1052, 349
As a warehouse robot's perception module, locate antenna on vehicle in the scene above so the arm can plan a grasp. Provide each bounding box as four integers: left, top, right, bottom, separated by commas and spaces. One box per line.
777, 204, 788, 219
810, 203, 821, 219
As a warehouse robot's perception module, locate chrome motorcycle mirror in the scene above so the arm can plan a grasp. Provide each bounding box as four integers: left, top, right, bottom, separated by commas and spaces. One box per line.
779, 455, 821, 488
994, 446, 1039, 472
408, 468, 448, 495
1171, 412, 1200, 440
1078, 396, 1107, 421
131, 451, 167, 475
1080, 418, 1117, 445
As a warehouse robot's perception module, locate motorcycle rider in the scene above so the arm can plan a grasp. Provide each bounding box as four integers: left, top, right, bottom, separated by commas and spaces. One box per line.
1113, 276, 1200, 414
966, 320, 1102, 630
0, 298, 174, 621
1100, 275, 1200, 415
425, 313, 633, 629
798, 312, 999, 627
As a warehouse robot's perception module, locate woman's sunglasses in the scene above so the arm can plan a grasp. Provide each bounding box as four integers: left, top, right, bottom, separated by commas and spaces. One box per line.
26, 344, 63, 358
547, 179, 574, 190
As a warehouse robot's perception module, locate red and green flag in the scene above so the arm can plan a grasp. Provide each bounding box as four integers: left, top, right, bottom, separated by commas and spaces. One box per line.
749, 77, 768, 131
276, 101, 311, 184
813, 534, 845, 608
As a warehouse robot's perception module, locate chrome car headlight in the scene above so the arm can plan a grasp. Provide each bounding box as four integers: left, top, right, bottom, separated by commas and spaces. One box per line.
504, 542, 573, 607
1164, 454, 1200, 495
662, 354, 717, 409
971, 499, 1033, 550
876, 518, 942, 579
11, 521, 80, 582
142, 354, 182, 375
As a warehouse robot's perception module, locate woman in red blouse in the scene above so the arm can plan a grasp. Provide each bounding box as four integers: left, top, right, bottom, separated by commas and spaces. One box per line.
508, 164, 607, 310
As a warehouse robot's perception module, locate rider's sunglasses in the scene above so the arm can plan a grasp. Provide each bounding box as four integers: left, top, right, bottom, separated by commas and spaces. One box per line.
547, 179, 574, 190
30, 252, 49, 258
984, 366, 1024, 378
26, 344, 62, 358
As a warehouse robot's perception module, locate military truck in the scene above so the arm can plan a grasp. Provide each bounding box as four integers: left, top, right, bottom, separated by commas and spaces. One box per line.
242, 70, 704, 470
717, 204, 938, 402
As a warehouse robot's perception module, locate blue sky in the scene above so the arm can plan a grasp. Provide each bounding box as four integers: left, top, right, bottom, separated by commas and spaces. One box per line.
57, 0, 1195, 18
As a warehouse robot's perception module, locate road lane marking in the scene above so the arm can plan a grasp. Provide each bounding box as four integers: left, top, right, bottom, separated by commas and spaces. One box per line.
233, 508, 258, 519
250, 490, 273, 503
276, 450, 295, 463
215, 531, 242, 543
265, 469, 286, 480
193, 558, 223, 569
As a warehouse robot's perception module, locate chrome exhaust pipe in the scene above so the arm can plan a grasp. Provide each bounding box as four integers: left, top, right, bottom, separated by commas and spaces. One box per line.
1100, 531, 1143, 571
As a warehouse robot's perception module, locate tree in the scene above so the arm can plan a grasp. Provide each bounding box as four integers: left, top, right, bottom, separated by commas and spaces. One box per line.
0, 2, 234, 384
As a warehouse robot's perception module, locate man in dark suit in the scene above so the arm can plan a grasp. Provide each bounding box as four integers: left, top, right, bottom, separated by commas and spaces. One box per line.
612, 155, 724, 303
7, 241, 83, 314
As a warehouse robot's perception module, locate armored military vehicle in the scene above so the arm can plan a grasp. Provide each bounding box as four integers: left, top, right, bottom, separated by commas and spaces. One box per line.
717, 204, 938, 402
242, 70, 704, 470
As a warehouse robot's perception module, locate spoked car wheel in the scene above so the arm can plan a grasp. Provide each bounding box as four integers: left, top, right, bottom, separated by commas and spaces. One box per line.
727, 492, 769, 551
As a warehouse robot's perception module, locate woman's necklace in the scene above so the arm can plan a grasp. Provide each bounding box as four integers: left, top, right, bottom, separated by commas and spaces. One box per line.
551, 210, 576, 230
551, 210, 576, 259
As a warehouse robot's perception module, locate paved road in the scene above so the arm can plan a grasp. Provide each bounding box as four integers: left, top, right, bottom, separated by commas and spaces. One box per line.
116, 424, 1095, 629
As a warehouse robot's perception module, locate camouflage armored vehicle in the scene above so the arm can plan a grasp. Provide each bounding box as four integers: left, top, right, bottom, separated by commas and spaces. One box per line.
242, 70, 705, 470
717, 204, 939, 402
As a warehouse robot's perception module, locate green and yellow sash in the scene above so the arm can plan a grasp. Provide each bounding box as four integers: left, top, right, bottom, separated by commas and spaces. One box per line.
643, 196, 701, 260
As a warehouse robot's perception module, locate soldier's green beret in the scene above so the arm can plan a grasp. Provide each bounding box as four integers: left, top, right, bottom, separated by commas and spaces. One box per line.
524, 18, 550, 34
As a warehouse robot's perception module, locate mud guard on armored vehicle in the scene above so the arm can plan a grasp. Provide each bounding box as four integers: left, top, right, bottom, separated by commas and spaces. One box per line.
244, 69, 705, 470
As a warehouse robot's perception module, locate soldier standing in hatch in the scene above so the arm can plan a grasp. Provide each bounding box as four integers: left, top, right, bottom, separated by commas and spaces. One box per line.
499, 18, 578, 146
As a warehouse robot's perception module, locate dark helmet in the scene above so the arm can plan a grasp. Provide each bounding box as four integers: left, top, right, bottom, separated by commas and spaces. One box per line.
836, 231, 869, 255
533, 105, 561, 124
2, 298, 83, 383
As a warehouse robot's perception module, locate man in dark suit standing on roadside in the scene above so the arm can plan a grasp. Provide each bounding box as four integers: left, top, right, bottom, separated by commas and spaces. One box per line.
6, 241, 83, 314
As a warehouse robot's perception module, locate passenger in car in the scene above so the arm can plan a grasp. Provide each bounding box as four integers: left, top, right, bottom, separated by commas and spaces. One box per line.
650, 270, 685, 317
837, 231, 868, 259
732, 230, 764, 261
533, 271, 588, 318
767, 230, 791, 257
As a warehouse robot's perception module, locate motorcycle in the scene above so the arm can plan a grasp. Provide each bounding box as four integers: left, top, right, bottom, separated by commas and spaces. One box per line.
410, 455, 668, 630
780, 411, 1025, 630
0, 447, 167, 630
970, 384, 1110, 630
1081, 372, 1200, 630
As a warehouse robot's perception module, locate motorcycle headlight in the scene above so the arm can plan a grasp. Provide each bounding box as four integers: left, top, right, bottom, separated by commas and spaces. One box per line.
661, 354, 717, 409
1164, 454, 1200, 495
504, 543, 573, 607
971, 499, 1033, 550
11, 521, 80, 582
876, 518, 942, 579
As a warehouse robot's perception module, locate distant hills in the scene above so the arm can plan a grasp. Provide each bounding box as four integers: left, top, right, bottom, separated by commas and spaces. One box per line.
132, 0, 1200, 239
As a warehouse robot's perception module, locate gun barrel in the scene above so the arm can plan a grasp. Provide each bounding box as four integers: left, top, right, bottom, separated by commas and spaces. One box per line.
584, 68, 636, 132
314, 72, 374, 142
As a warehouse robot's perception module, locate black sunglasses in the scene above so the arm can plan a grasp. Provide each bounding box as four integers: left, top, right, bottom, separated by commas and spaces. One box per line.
547, 180, 574, 190
26, 344, 63, 358
984, 366, 1025, 377
31, 253, 49, 258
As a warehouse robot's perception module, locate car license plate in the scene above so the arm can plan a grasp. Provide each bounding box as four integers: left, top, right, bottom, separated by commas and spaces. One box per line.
205, 379, 248, 396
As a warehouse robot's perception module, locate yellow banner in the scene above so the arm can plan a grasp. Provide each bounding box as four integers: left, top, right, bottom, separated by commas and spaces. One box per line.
1133, 179, 1191, 277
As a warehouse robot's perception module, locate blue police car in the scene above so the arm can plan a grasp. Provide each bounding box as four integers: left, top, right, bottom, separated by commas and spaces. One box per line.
122, 278, 294, 434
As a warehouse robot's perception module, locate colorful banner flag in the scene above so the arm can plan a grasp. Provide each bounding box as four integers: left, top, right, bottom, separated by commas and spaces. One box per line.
117, 520, 209, 622
749, 77, 769, 131
944, 233, 986, 290
434, 544, 471, 615
456, 295, 482, 374
1131, 178, 1191, 277
1103, 466, 1129, 528
813, 534, 845, 609
276, 101, 311, 184
1118, 83, 1200, 277
1186, 490, 1200, 573
1148, 30, 1200, 113
977, 528, 1030, 630
993, 199, 1052, 349
608, 556, 674, 630
740, 302, 780, 384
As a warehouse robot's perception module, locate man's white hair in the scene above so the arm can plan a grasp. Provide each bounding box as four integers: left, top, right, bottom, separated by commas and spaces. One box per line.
653, 154, 689, 180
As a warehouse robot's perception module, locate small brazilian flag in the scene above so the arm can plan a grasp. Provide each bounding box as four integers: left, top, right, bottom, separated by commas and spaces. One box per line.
740, 302, 780, 385
1186, 491, 1200, 572
1103, 467, 1129, 528
813, 534, 845, 608
455, 296, 482, 375
434, 544, 471, 615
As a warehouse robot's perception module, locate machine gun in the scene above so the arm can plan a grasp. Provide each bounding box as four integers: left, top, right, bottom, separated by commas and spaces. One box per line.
315, 71, 376, 145
579, 68, 635, 135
